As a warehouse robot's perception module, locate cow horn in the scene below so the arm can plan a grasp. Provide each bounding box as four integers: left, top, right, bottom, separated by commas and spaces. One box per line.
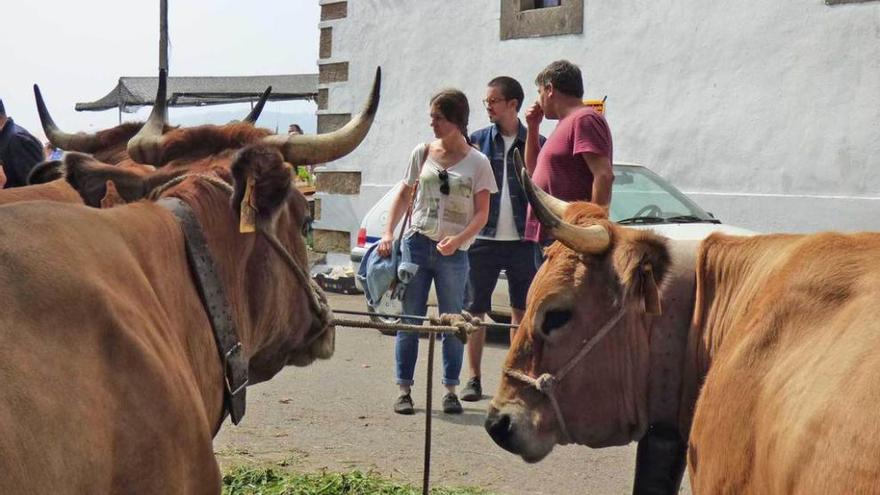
242, 86, 272, 124
520, 166, 610, 254
34, 85, 102, 152
262, 66, 381, 165
127, 68, 169, 166
511, 149, 569, 219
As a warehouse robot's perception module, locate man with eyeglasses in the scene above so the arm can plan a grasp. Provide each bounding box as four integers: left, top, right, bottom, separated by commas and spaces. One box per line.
460, 76, 546, 402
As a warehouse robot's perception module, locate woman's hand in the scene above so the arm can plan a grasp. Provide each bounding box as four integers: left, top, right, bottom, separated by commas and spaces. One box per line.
377, 233, 394, 257
436, 236, 462, 256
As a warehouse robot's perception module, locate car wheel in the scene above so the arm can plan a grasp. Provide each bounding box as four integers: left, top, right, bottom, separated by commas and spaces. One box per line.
367, 304, 400, 336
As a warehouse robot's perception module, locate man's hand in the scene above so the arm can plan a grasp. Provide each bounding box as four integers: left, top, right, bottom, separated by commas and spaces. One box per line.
436, 236, 462, 256
377, 233, 394, 257
525, 101, 544, 129
0, 165, 6, 189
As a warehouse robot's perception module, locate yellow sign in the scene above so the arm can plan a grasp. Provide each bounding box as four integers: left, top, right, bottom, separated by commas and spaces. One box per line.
583, 98, 606, 115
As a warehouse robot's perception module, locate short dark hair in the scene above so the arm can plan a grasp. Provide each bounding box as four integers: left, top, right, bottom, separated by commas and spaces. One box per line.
0, 99, 5, 117
488, 76, 525, 111
430, 89, 470, 138
535, 60, 584, 99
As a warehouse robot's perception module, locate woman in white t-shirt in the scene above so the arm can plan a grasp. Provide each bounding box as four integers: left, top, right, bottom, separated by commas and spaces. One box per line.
378, 89, 497, 415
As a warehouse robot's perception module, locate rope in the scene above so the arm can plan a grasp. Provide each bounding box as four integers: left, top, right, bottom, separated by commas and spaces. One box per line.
502, 301, 628, 445
332, 309, 518, 330
331, 312, 483, 344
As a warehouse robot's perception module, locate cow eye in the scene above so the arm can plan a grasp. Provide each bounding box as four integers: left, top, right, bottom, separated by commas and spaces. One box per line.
542, 309, 572, 334
301, 216, 313, 237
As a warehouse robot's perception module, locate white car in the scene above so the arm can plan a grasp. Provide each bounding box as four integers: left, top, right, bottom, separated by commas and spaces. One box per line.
350, 163, 755, 323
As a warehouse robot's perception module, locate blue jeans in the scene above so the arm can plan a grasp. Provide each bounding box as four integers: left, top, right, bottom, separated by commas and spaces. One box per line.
395, 232, 469, 387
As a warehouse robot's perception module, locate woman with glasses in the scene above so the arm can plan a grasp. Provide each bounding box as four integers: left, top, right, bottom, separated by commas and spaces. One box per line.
377, 89, 496, 415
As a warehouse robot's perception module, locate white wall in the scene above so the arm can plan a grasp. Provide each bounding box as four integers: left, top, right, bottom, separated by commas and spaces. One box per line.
317, 0, 880, 240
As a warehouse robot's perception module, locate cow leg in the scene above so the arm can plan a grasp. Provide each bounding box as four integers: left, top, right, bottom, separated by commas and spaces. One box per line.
632, 423, 687, 495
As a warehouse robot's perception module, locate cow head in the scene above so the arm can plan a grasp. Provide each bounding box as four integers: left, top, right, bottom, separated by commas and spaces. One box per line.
485, 166, 671, 462
61, 69, 380, 384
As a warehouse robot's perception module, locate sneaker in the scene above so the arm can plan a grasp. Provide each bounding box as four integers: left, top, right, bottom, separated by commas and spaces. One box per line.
442, 393, 463, 414
460, 377, 482, 402
394, 393, 415, 415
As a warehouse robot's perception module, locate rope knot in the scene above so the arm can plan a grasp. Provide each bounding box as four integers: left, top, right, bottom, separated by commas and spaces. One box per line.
437, 312, 482, 343
534, 373, 557, 394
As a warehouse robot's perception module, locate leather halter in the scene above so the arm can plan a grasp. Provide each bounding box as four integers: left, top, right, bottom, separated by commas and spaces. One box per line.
160, 197, 249, 426
503, 301, 628, 444
155, 174, 334, 431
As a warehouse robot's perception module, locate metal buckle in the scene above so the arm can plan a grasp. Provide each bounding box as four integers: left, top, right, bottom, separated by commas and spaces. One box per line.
222, 342, 248, 396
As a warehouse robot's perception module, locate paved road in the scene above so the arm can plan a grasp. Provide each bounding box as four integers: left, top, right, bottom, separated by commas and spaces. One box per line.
215, 293, 691, 495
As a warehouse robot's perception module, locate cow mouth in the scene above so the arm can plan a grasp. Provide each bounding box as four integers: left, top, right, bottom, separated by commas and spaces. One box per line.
485, 403, 556, 463
287, 320, 335, 367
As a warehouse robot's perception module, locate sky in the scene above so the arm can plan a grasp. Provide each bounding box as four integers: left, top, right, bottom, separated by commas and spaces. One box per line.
2, 0, 320, 141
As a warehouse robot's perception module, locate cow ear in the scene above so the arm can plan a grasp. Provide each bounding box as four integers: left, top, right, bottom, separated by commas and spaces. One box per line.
230, 144, 292, 232
63, 152, 146, 207
613, 229, 671, 315
100, 180, 127, 208
27, 159, 65, 184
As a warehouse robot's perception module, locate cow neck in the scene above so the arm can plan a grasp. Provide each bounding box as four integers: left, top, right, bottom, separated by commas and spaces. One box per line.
644, 240, 699, 436
159, 196, 248, 429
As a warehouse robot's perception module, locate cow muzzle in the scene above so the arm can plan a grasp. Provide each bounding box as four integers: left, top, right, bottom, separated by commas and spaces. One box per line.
485, 402, 556, 463
289, 317, 335, 366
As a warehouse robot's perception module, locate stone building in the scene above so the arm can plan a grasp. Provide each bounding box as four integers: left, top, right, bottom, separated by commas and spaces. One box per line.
312, 0, 880, 263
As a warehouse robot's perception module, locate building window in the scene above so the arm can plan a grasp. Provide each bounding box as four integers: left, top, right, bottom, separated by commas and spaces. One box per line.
522, 0, 561, 9
501, 0, 582, 40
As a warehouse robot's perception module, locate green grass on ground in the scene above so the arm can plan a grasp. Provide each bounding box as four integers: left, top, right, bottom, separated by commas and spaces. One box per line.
222, 465, 492, 495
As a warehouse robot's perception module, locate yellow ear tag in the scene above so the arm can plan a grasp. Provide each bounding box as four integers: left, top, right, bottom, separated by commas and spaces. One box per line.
239, 174, 257, 234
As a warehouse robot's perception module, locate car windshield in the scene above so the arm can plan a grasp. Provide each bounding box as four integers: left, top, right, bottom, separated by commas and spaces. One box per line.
611, 165, 718, 225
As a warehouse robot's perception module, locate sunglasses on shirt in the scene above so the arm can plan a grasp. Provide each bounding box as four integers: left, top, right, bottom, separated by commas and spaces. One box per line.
438, 169, 450, 195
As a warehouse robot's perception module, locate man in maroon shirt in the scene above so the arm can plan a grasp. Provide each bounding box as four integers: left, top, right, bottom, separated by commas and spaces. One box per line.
523, 60, 614, 245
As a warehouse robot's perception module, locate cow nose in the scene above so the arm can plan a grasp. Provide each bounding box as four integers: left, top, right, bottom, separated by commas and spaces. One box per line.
485, 410, 514, 447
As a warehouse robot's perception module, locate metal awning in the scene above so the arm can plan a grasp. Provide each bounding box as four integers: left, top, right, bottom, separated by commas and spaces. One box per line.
75, 74, 318, 112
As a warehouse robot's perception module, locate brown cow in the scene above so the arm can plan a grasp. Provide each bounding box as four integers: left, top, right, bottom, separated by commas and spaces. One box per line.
0, 69, 380, 494
485, 170, 880, 494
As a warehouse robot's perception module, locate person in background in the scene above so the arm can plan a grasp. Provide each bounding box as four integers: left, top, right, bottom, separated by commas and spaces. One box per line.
44, 142, 63, 161
0, 98, 44, 188
459, 76, 545, 402
523, 60, 614, 255
288, 123, 303, 135
377, 89, 497, 415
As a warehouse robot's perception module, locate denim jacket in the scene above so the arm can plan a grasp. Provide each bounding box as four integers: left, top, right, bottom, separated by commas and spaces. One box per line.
356, 239, 419, 307
470, 121, 545, 238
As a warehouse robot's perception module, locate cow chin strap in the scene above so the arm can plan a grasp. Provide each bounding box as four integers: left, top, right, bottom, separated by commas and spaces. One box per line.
161, 197, 249, 428
159, 189, 333, 432
503, 301, 628, 445
259, 231, 334, 346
